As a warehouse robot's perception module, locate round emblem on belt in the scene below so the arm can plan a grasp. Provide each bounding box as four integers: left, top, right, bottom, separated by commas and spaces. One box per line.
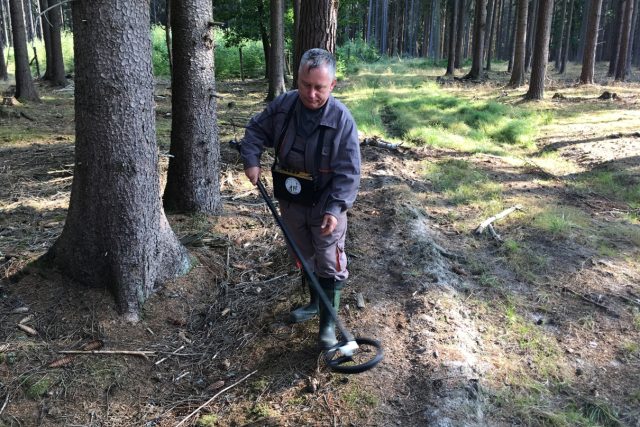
285, 177, 302, 195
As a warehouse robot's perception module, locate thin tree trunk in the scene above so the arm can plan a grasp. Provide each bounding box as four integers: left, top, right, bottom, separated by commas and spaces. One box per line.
39, 0, 52, 80
9, 0, 39, 101
559, 0, 574, 74
555, 0, 567, 70
464, 0, 487, 79
165, 0, 172, 78
163, 0, 221, 214
525, 0, 538, 72
48, 0, 65, 86
524, 0, 554, 100
446, 0, 459, 74
579, 0, 603, 83
576, 0, 591, 61
485, 0, 499, 69
266, 0, 285, 100
614, 0, 634, 80
607, 0, 622, 76
507, 0, 528, 87
454, 0, 466, 67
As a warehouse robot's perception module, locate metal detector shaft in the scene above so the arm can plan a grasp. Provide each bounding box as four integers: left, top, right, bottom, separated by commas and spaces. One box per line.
255, 180, 355, 343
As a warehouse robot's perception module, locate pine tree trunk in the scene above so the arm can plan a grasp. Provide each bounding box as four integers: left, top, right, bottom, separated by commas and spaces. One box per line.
614, 0, 634, 80
507, 0, 528, 87
524, 0, 554, 100
47, 0, 190, 320
607, 1, 622, 76
49, 1, 66, 86
9, 0, 39, 101
266, 0, 285, 100
559, 0, 574, 73
576, 0, 591, 61
465, 0, 487, 79
293, 0, 337, 87
524, 0, 538, 72
39, 0, 53, 80
446, 0, 459, 75
163, 0, 221, 214
579, 0, 603, 84
165, 0, 172, 78
555, 0, 567, 70
454, 0, 466, 67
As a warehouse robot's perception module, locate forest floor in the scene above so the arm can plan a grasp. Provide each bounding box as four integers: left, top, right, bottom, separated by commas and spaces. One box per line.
0, 63, 639, 427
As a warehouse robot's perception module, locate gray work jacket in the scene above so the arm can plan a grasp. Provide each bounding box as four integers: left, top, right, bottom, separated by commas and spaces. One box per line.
241, 91, 361, 218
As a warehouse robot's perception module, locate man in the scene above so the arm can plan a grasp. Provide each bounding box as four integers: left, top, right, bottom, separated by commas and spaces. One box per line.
240, 48, 360, 350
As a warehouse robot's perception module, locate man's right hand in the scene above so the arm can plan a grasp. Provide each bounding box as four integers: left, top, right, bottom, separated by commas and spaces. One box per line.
244, 166, 261, 186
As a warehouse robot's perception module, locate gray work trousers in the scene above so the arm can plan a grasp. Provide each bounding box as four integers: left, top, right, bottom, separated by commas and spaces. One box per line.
279, 201, 349, 281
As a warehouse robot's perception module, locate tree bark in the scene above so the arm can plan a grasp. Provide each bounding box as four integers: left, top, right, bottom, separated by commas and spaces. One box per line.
554, 0, 567, 70
614, 0, 634, 80
579, 0, 603, 84
39, 0, 53, 80
524, 0, 554, 99
48, 0, 66, 86
163, 0, 221, 214
559, 0, 574, 73
524, 0, 538, 72
293, 0, 338, 87
507, 0, 528, 87
607, 0, 622, 76
266, 0, 286, 100
454, 0, 466, 67
445, 0, 459, 75
464, 0, 487, 79
46, 0, 190, 320
9, 0, 39, 101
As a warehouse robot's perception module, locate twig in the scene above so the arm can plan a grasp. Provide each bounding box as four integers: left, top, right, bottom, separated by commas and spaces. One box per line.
474, 205, 523, 235
59, 350, 155, 357
0, 393, 9, 415
562, 287, 619, 318
17, 324, 37, 336
155, 345, 185, 366
174, 370, 258, 427
487, 223, 503, 242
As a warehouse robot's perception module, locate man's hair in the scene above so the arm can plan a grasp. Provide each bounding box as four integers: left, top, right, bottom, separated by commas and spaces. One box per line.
299, 48, 336, 79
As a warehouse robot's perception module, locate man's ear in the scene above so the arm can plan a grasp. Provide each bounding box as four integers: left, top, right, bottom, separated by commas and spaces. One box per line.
330, 79, 337, 91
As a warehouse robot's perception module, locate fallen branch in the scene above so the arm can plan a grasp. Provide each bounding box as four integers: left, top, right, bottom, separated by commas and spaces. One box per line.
474, 205, 523, 235
361, 136, 403, 151
17, 324, 37, 336
562, 287, 619, 318
175, 370, 258, 427
59, 350, 155, 357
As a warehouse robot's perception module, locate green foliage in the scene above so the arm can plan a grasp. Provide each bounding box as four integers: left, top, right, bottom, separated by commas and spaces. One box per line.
22, 375, 53, 400
151, 25, 171, 77
337, 39, 381, 75
196, 414, 219, 426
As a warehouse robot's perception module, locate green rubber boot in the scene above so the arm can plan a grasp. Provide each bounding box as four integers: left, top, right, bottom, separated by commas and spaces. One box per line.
318, 278, 343, 350
289, 273, 319, 323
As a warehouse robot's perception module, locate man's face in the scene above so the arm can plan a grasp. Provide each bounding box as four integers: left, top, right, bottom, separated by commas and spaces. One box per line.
297, 64, 336, 110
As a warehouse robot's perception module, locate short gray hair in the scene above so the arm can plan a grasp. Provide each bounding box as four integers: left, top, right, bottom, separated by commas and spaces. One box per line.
299, 48, 336, 79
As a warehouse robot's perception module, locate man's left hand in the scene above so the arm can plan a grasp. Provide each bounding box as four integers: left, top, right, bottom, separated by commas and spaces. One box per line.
320, 214, 337, 236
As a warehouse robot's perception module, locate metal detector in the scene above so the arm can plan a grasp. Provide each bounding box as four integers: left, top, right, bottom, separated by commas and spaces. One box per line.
231, 141, 383, 374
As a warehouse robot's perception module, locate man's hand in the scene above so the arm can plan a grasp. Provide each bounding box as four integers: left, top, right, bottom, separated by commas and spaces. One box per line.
320, 214, 338, 236
244, 166, 261, 186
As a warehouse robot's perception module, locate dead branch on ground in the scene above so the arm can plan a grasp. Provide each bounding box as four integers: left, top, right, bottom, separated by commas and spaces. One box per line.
474, 205, 523, 236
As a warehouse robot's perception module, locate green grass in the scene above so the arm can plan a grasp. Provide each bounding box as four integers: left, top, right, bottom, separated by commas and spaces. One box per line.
425, 159, 502, 205
572, 170, 640, 209
337, 58, 547, 153
530, 206, 591, 239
